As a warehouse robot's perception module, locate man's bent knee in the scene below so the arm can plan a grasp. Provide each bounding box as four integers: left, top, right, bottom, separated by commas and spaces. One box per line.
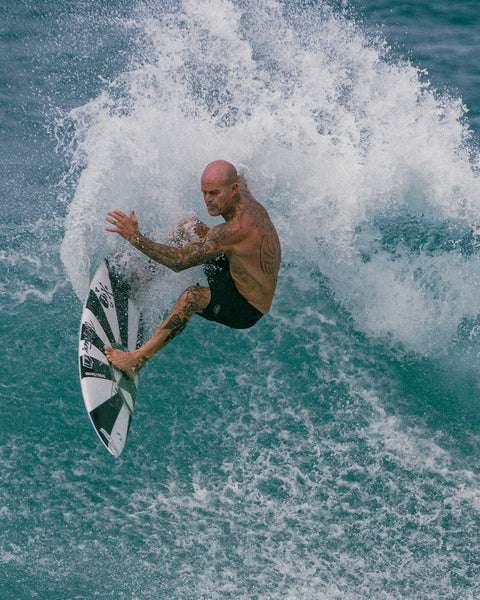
181, 285, 211, 316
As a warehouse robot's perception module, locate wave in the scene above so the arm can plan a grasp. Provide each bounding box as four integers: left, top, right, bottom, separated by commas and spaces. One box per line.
59, 0, 480, 357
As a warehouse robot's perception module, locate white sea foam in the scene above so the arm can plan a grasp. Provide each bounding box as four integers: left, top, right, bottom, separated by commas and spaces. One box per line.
1, 221, 68, 310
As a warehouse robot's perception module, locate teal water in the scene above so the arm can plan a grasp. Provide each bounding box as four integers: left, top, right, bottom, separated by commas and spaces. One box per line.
2, 1, 480, 598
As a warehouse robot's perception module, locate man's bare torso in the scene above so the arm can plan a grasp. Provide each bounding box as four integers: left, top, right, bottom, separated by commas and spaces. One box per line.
221, 188, 280, 313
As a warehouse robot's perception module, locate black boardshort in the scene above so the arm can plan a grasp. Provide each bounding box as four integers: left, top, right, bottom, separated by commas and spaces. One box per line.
199, 255, 264, 330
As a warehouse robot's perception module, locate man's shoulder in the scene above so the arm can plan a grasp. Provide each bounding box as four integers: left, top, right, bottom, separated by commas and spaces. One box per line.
241, 196, 276, 233
207, 219, 246, 245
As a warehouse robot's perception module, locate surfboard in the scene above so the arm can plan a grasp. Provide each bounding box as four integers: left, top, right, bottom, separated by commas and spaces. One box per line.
79, 257, 143, 457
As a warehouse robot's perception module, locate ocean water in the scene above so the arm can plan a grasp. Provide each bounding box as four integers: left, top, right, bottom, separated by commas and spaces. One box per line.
2, 0, 480, 598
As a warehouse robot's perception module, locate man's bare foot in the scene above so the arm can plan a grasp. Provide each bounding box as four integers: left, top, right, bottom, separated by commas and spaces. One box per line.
104, 346, 148, 379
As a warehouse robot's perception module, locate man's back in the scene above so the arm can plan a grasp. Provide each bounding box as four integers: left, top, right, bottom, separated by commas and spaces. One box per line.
224, 189, 281, 314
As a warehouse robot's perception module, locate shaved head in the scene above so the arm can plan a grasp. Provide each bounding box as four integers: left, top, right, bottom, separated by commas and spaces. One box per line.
202, 160, 238, 186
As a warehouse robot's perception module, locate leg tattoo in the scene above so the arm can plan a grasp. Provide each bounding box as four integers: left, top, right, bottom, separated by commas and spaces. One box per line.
131, 354, 149, 374
105, 285, 210, 378
163, 313, 189, 343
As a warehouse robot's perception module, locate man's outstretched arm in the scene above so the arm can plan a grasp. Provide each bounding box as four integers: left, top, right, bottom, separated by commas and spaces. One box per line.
105, 209, 226, 272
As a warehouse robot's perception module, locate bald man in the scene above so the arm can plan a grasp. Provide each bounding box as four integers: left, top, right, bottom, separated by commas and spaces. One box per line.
104, 160, 281, 378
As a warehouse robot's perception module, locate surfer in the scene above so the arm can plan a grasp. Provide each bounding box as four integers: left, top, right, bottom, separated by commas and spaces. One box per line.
103, 160, 281, 378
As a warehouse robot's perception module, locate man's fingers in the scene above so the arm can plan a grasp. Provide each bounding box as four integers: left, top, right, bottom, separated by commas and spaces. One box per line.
107, 210, 128, 220
105, 209, 137, 235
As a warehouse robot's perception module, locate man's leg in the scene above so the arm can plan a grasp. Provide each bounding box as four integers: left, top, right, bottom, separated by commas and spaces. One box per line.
104, 285, 211, 378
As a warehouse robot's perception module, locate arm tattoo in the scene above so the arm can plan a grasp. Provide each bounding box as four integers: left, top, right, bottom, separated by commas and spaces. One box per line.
131, 231, 223, 272
259, 232, 281, 276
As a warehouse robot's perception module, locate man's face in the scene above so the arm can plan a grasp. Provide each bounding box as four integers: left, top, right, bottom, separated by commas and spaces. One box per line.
201, 174, 235, 217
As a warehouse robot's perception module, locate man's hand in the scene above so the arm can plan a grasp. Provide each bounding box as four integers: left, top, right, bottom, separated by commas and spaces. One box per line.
105, 210, 141, 244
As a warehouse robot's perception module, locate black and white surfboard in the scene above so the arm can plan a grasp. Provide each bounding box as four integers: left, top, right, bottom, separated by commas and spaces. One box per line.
79, 258, 143, 457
